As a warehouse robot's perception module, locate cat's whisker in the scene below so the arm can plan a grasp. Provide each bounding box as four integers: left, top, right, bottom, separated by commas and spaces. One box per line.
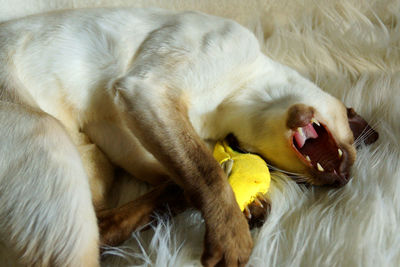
266, 163, 303, 177
353, 119, 381, 146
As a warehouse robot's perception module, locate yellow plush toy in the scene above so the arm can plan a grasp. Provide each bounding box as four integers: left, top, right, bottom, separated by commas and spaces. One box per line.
213, 140, 271, 213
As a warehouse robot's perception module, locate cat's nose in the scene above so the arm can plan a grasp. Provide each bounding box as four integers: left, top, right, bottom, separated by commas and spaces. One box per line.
286, 104, 315, 129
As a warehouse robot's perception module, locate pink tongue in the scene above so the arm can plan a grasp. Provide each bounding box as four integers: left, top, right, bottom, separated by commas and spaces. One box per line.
294, 123, 319, 148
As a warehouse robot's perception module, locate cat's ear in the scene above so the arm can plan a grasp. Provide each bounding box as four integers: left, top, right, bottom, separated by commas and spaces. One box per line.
346, 108, 379, 147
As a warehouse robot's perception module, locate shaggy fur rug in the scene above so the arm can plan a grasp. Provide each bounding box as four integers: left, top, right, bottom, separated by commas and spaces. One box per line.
1, 0, 399, 266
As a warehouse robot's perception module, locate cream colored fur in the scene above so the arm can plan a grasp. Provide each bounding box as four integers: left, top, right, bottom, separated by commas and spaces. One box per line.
0, 103, 99, 266
0, 0, 398, 266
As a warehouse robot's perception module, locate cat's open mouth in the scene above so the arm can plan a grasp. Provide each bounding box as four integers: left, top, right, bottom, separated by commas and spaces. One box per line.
291, 119, 343, 175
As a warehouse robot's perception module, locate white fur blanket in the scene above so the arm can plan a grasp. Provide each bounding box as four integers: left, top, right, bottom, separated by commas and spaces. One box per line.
1, 0, 399, 266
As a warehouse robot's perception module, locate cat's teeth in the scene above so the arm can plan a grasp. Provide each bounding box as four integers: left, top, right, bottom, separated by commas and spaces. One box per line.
306, 155, 311, 162
317, 163, 324, 172
297, 127, 305, 137
311, 118, 320, 126
338, 148, 343, 158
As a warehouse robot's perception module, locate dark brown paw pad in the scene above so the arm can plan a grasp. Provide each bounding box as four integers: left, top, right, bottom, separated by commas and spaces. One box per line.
243, 193, 271, 229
